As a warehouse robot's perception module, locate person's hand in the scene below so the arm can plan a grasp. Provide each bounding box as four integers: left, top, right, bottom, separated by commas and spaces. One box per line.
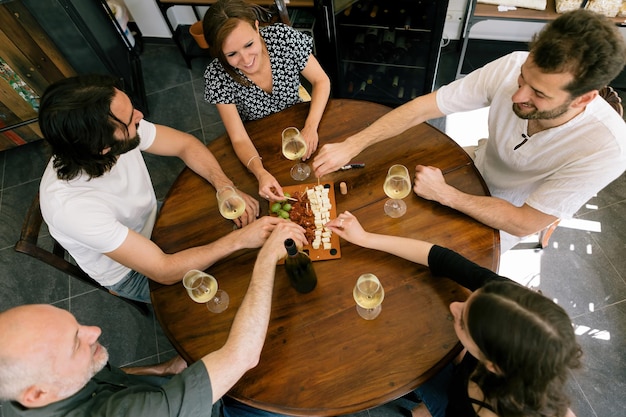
413, 165, 448, 202
325, 211, 368, 247
300, 125, 319, 161
259, 221, 308, 263
312, 141, 358, 178
235, 216, 290, 249
235, 190, 260, 228
257, 171, 285, 202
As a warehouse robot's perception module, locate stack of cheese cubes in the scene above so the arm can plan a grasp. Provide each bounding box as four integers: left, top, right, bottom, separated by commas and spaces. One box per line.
306, 185, 333, 250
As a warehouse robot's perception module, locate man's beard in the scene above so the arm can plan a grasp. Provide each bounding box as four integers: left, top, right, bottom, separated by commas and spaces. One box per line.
55, 344, 109, 399
512, 100, 572, 120
108, 134, 141, 157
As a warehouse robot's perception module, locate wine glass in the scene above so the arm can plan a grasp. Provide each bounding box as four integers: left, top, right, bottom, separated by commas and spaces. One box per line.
217, 186, 246, 220
182, 270, 229, 313
282, 127, 311, 181
352, 273, 385, 320
383, 164, 411, 218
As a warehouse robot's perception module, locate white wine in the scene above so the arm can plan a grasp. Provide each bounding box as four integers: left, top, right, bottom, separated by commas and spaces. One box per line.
187, 275, 218, 303
383, 175, 411, 199
282, 139, 306, 160
353, 274, 384, 309
219, 196, 246, 219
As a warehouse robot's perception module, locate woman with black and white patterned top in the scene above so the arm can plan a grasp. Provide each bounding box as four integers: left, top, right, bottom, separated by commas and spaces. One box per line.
203, 0, 331, 202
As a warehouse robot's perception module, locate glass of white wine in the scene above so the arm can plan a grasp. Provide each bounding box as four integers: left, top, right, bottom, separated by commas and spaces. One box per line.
182, 270, 229, 313
383, 164, 411, 218
353, 273, 385, 320
282, 127, 311, 181
217, 186, 246, 220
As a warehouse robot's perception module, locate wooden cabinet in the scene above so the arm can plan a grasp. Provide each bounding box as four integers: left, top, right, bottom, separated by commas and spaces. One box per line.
0, 0, 75, 151
314, 0, 449, 107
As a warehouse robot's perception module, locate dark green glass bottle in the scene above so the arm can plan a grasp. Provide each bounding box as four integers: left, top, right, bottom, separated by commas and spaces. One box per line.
284, 238, 317, 293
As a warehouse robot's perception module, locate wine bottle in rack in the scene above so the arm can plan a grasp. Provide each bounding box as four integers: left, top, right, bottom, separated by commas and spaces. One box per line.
365, 27, 380, 61
374, 65, 387, 85
382, 29, 396, 61
393, 34, 408, 65
352, 32, 366, 60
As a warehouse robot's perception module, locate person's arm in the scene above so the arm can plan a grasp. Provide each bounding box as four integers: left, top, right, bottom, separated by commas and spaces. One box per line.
299, 54, 330, 160
413, 165, 558, 237
106, 216, 286, 285
122, 355, 188, 376
200, 221, 308, 402
216, 103, 285, 201
146, 124, 259, 227
326, 211, 508, 291
312, 91, 444, 177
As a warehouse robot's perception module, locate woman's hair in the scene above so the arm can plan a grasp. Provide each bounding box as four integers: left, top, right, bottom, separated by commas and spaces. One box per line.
467, 281, 582, 417
202, 0, 272, 86
39, 74, 134, 181
529, 8, 626, 97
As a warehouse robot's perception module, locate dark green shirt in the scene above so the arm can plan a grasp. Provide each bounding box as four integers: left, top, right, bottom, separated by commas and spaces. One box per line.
7, 361, 212, 417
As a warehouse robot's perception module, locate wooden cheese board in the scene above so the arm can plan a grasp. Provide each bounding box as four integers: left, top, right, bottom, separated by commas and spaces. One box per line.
274, 181, 341, 263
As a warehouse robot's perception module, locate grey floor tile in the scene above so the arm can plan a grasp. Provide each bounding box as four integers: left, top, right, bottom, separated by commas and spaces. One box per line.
574, 173, 626, 217
69, 290, 159, 368
0, 180, 40, 249
0, 141, 49, 189
0, 243, 70, 310
146, 82, 202, 134
141, 43, 192, 95
143, 152, 185, 201
570, 301, 626, 417
537, 227, 626, 318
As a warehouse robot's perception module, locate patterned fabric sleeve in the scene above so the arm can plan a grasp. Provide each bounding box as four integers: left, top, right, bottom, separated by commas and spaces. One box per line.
203, 23, 313, 120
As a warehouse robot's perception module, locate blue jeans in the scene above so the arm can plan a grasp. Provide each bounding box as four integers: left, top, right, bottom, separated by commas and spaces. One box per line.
106, 269, 151, 303
411, 363, 454, 417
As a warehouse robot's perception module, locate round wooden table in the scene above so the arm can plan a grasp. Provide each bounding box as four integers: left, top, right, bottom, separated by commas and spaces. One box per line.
150, 99, 499, 416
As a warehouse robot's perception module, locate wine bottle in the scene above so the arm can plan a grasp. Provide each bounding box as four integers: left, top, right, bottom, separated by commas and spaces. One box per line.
284, 239, 317, 293
352, 32, 366, 60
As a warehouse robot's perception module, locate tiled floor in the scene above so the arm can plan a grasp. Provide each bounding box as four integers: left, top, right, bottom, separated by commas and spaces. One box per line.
1, 39, 624, 417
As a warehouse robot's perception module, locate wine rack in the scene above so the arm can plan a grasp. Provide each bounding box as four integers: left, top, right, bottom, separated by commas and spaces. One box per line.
315, 0, 449, 107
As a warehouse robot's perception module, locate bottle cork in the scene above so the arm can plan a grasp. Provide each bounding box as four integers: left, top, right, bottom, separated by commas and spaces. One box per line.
339, 182, 348, 195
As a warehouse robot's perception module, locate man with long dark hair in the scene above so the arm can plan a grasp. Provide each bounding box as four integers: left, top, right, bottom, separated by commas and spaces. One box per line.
38, 74, 276, 303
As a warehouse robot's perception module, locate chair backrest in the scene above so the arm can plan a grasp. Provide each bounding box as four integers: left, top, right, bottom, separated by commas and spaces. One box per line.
599, 85, 623, 117
14, 192, 150, 315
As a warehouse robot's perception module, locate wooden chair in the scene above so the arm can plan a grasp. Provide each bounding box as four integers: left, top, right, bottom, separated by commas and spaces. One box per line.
537, 85, 623, 249
14, 192, 151, 315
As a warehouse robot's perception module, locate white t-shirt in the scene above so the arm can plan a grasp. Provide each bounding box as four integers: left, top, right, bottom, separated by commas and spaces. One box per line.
40, 120, 158, 286
437, 52, 626, 250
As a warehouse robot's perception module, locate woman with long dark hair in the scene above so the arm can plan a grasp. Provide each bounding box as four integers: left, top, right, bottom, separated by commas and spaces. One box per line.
326, 211, 581, 417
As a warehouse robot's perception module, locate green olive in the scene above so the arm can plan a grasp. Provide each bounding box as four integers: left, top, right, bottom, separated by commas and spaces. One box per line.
270, 202, 282, 213
282, 203, 292, 211
278, 210, 290, 219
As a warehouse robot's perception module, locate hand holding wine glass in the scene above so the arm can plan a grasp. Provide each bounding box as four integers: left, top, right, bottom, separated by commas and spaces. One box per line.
282, 127, 311, 181
183, 270, 229, 313
383, 164, 411, 218
217, 186, 246, 220
353, 273, 385, 320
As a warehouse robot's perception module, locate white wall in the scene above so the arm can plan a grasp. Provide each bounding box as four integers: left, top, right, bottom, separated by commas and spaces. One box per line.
123, 0, 207, 38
